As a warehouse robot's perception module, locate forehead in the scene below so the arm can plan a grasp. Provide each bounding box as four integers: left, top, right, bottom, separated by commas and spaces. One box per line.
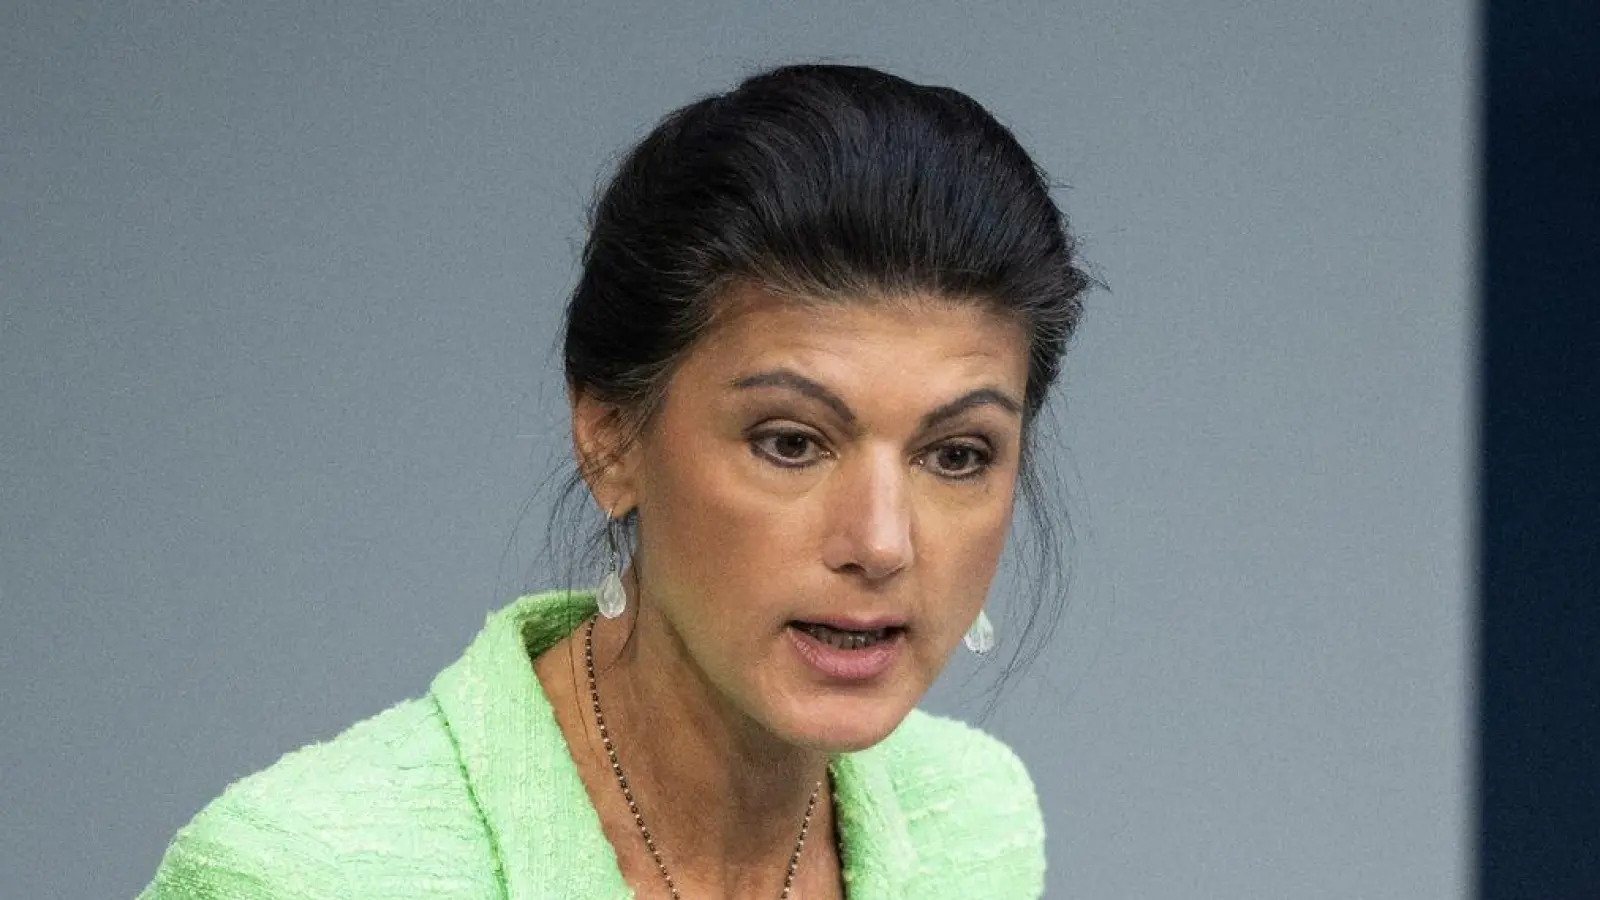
682, 284, 1030, 387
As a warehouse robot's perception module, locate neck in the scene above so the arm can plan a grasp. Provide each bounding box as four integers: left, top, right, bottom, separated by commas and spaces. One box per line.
555, 602, 835, 895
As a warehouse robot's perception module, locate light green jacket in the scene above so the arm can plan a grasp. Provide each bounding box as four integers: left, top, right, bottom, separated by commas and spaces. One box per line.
140, 591, 1045, 898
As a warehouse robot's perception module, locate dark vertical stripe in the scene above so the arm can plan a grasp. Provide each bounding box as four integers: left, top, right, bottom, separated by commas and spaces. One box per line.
1480, 0, 1600, 896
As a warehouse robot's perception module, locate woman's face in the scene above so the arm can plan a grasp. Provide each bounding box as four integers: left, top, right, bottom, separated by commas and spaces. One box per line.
595, 284, 1030, 753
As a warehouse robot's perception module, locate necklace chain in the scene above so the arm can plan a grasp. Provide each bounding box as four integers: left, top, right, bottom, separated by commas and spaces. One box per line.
585, 617, 823, 899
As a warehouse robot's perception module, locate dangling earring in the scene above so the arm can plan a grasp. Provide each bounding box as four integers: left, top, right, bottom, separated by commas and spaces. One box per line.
963, 608, 994, 655
596, 510, 628, 619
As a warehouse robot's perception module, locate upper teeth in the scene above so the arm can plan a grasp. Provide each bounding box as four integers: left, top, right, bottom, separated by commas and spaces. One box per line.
800, 623, 889, 649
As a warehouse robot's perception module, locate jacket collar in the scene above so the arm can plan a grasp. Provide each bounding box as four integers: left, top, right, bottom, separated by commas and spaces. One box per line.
429, 591, 914, 899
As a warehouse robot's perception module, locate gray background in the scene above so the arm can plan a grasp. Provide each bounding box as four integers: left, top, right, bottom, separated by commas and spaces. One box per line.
1, 1, 1474, 897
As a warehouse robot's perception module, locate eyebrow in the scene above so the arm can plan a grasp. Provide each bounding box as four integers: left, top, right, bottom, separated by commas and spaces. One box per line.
919, 387, 1023, 431
729, 369, 1022, 432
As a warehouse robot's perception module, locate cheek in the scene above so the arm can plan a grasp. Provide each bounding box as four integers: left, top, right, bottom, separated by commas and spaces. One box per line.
636, 443, 819, 617
918, 482, 1016, 615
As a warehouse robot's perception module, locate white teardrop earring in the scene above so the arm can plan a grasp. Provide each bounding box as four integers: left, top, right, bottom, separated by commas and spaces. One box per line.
595, 511, 627, 619
963, 608, 995, 655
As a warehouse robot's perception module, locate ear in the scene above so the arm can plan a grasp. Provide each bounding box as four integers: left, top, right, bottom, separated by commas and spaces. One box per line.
569, 387, 639, 517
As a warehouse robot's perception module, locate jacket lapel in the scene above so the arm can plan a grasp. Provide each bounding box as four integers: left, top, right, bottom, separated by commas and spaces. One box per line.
430, 591, 632, 899
832, 744, 916, 898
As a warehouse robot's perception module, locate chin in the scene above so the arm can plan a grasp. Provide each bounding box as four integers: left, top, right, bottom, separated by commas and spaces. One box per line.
771, 691, 920, 755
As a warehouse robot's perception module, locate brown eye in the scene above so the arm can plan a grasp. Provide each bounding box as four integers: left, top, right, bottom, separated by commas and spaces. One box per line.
751, 430, 824, 468
926, 442, 992, 479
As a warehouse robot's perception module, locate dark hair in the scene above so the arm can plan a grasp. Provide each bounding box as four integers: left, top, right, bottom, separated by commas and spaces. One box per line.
549, 63, 1091, 687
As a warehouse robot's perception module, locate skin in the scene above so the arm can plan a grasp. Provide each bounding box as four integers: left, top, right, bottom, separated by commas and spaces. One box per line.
535, 282, 1031, 898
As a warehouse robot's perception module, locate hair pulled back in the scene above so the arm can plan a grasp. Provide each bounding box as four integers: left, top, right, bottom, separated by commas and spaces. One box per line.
554, 63, 1092, 684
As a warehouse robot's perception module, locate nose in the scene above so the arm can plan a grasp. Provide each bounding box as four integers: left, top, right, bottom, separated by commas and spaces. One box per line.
821, 448, 914, 581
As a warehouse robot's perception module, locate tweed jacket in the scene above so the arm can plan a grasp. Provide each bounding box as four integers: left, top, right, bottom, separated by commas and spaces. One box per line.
140, 591, 1045, 898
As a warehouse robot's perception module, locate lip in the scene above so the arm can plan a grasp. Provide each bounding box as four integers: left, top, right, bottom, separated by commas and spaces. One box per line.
792, 614, 908, 632
786, 623, 904, 682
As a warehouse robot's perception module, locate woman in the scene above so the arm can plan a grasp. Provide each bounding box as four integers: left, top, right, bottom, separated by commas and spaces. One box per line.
141, 63, 1089, 899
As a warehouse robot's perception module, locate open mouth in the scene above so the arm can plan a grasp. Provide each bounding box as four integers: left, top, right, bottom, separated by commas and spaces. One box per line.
790, 622, 901, 650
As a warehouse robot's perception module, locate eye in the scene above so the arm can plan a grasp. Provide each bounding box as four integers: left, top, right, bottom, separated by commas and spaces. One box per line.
750, 429, 828, 468
922, 441, 993, 480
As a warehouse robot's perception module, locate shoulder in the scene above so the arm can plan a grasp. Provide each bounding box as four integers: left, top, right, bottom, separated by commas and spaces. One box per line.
140, 697, 499, 900
877, 709, 1046, 894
